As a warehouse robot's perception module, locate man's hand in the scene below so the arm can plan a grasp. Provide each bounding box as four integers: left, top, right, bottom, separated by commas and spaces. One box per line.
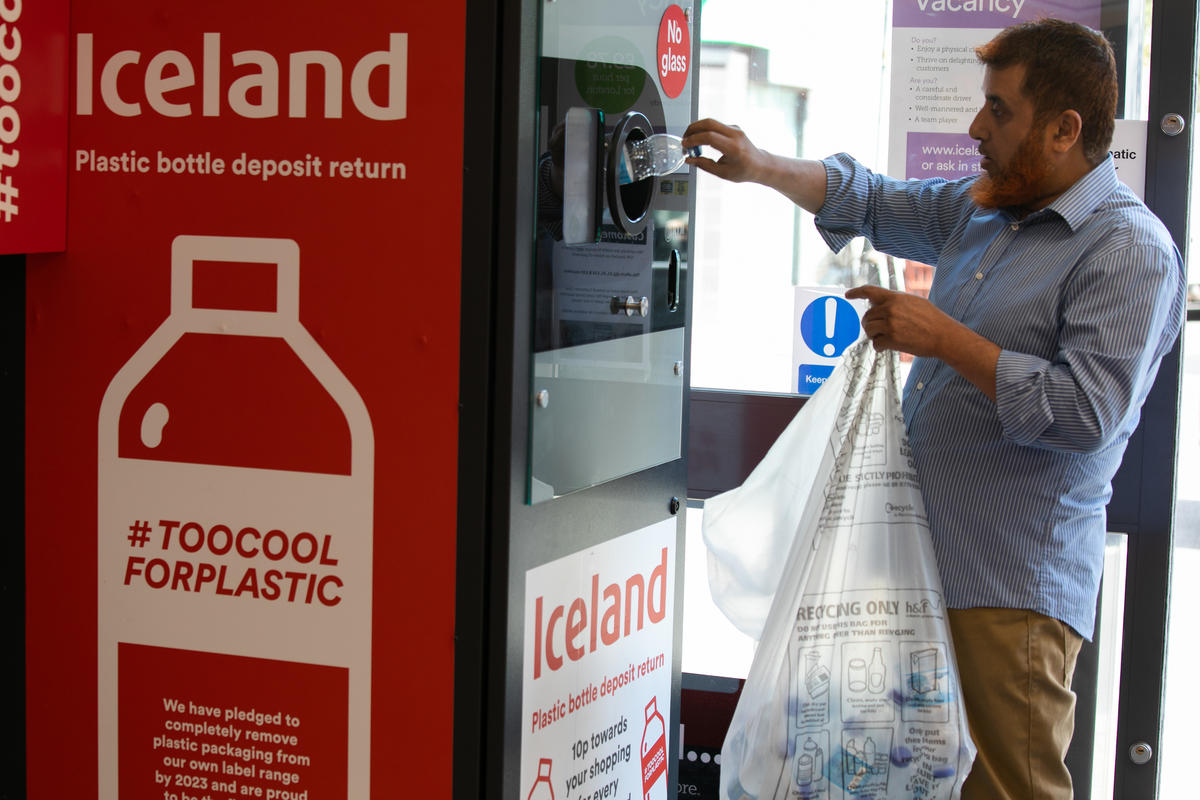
682, 118, 827, 213
846, 284, 1001, 400
682, 118, 770, 184
846, 285, 950, 358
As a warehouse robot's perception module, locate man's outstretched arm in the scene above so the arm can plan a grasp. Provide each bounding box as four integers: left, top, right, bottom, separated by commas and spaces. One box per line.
683, 118, 829, 214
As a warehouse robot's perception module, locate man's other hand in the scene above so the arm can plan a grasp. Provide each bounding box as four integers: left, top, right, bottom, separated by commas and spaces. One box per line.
846, 284, 1001, 400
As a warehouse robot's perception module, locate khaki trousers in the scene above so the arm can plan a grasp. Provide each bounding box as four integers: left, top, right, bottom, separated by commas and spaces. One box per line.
948, 608, 1084, 800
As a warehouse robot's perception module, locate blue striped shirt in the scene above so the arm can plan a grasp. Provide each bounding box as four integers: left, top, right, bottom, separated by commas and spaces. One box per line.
814, 153, 1186, 637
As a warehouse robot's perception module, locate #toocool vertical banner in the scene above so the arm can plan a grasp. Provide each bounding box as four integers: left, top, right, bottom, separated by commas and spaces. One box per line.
889, 0, 1101, 180
25, 2, 464, 798
0, 0, 68, 253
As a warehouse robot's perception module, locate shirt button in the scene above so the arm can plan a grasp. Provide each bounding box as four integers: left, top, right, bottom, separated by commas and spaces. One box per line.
916, 381, 925, 390
1010, 222, 1019, 231
975, 272, 983, 280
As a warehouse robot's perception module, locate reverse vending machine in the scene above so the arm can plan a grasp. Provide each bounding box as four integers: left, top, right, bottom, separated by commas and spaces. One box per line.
456, 1, 700, 798
529, 9, 694, 502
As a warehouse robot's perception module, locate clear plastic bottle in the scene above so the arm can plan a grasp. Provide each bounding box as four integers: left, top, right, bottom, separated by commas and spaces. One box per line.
618, 133, 702, 184
868, 646, 886, 694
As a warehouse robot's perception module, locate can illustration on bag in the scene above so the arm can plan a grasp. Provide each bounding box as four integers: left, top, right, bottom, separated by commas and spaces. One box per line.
97, 235, 374, 799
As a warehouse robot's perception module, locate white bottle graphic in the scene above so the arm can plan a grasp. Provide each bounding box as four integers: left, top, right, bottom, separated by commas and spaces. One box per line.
97, 236, 374, 799
527, 758, 556, 800
641, 696, 669, 800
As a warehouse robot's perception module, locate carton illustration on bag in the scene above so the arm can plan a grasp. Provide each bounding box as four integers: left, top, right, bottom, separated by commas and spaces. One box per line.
97, 235, 373, 799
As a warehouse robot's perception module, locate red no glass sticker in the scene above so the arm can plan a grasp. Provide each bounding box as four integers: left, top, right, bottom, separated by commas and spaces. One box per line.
656, 5, 689, 99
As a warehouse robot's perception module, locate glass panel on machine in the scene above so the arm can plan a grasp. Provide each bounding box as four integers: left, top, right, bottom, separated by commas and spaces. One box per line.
529, 1, 696, 502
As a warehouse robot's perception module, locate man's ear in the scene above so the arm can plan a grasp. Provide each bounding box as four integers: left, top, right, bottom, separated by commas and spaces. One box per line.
1048, 110, 1083, 153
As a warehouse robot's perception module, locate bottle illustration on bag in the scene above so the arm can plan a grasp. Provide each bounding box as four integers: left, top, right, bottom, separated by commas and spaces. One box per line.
795, 753, 814, 788
641, 696, 669, 799
862, 737, 877, 774
794, 735, 825, 790
868, 647, 886, 694
97, 235, 374, 799
842, 731, 891, 791
803, 736, 824, 784
527, 758, 556, 800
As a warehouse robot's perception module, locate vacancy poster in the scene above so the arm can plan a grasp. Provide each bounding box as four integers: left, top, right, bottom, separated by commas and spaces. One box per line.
25, 1, 464, 798
889, 0, 1100, 180
521, 520, 677, 800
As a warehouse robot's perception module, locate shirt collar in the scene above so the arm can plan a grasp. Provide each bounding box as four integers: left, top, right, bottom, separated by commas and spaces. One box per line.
1032, 155, 1120, 232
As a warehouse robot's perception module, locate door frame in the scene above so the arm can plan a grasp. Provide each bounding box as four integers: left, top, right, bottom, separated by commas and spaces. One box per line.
1109, 0, 1196, 794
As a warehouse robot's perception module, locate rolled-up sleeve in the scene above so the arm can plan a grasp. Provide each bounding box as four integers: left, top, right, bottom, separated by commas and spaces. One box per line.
814, 154, 874, 254
995, 243, 1184, 453
815, 153, 977, 265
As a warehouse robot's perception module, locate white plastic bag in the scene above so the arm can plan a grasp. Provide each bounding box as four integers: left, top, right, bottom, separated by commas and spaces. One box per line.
703, 341, 975, 800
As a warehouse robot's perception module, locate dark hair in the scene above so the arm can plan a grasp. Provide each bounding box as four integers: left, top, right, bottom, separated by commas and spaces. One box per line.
975, 18, 1118, 164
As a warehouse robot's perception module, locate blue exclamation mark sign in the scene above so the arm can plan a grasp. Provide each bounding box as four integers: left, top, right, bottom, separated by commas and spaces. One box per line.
797, 294, 862, 394
822, 297, 837, 356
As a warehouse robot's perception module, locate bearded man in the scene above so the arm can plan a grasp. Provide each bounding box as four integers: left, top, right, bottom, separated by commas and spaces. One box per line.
684, 18, 1185, 800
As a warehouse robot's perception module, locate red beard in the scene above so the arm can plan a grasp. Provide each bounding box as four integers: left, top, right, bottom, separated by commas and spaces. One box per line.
970, 128, 1054, 210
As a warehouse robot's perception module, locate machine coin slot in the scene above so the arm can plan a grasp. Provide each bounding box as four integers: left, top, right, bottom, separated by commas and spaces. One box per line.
607, 110, 657, 236
666, 249, 680, 312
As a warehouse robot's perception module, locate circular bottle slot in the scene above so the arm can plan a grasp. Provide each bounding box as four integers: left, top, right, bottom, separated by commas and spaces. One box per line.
607, 111, 657, 235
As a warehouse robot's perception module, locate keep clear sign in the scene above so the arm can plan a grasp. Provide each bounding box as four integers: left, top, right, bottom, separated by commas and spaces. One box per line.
522, 519, 676, 800
792, 288, 866, 396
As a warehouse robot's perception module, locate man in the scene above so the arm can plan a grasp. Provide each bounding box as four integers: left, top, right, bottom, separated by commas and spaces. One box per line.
684, 19, 1185, 800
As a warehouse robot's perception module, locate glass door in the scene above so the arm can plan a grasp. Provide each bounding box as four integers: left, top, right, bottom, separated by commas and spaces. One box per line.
681, 0, 1193, 797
